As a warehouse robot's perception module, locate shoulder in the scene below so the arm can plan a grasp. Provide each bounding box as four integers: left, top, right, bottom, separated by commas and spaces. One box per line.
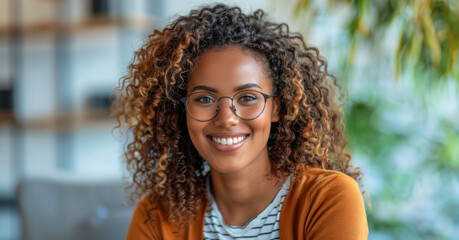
280, 167, 368, 239
289, 167, 364, 215
131, 196, 164, 222
292, 167, 361, 197
126, 196, 208, 239
125, 196, 163, 240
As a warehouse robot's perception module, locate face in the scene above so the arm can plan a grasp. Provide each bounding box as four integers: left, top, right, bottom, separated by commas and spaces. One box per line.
185, 46, 279, 175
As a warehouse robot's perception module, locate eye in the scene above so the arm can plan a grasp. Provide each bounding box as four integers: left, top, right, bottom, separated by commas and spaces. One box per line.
192, 94, 217, 105
237, 94, 259, 106
196, 96, 213, 103
239, 95, 257, 102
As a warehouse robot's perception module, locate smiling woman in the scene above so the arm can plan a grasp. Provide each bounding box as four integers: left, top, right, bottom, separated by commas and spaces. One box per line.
185, 47, 278, 175
115, 3, 368, 240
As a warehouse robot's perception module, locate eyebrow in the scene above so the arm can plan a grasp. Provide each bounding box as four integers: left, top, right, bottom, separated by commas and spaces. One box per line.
191, 85, 217, 92
233, 83, 262, 92
191, 83, 262, 93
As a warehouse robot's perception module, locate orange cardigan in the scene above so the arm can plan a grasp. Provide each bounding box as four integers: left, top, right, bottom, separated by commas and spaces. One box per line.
126, 168, 368, 239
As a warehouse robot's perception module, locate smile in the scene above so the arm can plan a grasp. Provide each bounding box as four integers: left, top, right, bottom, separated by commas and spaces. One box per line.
211, 135, 247, 145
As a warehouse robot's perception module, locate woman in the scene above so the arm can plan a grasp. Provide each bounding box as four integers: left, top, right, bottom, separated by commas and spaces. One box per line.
116, 4, 368, 239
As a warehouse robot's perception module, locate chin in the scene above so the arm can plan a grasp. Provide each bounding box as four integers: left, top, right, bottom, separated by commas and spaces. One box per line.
207, 159, 248, 174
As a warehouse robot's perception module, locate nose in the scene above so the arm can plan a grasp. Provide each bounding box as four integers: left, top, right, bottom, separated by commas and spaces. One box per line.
213, 97, 239, 127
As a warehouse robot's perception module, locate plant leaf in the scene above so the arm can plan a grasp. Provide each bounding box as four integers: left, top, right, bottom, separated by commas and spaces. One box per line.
422, 10, 441, 67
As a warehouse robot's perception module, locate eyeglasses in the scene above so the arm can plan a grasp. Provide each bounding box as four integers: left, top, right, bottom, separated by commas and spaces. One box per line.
180, 90, 274, 122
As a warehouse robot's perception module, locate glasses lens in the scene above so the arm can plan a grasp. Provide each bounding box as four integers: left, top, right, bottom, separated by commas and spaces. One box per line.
186, 93, 218, 121
185, 91, 267, 121
233, 90, 266, 120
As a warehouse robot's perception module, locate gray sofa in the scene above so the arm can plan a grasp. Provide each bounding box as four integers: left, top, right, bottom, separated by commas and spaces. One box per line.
17, 173, 135, 240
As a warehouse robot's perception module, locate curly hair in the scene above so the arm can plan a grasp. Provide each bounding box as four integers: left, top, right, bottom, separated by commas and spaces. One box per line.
114, 4, 363, 223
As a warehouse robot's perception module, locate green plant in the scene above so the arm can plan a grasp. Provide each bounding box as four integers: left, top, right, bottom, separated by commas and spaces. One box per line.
287, 0, 459, 239
293, 0, 459, 85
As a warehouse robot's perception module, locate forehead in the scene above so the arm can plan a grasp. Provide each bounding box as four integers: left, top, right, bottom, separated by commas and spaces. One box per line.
187, 46, 271, 93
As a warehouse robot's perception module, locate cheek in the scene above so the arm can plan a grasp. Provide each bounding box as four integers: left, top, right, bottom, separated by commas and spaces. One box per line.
251, 112, 273, 137
186, 117, 196, 136
186, 117, 204, 146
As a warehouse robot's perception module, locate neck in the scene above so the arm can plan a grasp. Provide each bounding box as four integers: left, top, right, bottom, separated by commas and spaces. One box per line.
209, 155, 285, 226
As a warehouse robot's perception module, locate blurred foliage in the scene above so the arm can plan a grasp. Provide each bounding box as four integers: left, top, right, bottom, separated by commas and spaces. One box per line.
344, 94, 459, 239
289, 0, 459, 239
294, 0, 459, 86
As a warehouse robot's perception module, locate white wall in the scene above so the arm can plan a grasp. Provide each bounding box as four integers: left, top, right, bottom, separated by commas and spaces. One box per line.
15, 33, 57, 121
69, 26, 120, 111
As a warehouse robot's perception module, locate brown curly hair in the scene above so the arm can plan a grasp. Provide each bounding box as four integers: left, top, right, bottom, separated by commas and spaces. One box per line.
114, 4, 362, 223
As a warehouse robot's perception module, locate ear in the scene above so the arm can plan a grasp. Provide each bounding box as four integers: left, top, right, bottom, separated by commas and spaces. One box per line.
271, 97, 280, 123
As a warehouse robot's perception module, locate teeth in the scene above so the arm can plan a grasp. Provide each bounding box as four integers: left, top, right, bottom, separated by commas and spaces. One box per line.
212, 136, 246, 145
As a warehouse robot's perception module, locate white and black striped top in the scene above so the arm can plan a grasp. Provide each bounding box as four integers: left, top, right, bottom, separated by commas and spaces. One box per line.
203, 176, 290, 240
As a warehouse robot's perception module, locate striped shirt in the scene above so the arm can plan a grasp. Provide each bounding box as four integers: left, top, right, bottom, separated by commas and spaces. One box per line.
203, 176, 290, 240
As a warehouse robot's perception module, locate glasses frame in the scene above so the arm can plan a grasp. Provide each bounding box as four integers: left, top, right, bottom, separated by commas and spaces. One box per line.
180, 90, 274, 122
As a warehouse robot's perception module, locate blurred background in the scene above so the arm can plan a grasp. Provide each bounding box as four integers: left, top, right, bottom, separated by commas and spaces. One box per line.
0, 0, 457, 239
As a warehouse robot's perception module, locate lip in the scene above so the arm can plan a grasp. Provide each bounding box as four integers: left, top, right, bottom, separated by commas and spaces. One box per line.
207, 133, 249, 152
207, 132, 248, 138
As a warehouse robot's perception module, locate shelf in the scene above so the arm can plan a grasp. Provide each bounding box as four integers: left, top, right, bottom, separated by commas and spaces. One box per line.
0, 110, 14, 124
0, 109, 116, 131
0, 15, 157, 37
